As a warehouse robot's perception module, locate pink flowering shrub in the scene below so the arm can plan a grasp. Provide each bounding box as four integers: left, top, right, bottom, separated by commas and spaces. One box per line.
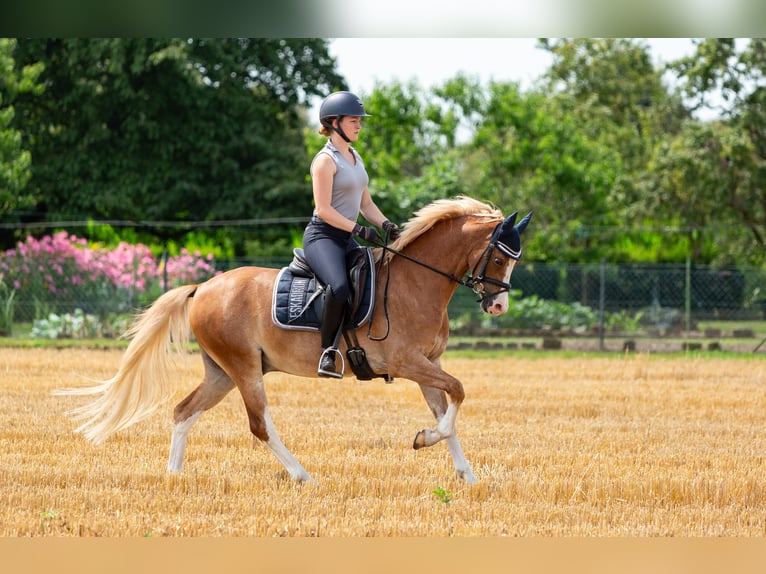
163, 248, 217, 285
0, 232, 218, 320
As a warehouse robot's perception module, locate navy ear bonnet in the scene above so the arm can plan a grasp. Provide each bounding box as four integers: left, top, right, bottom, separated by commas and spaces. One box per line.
491, 211, 533, 260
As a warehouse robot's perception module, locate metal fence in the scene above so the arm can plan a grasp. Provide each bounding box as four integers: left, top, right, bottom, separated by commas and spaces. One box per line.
449, 260, 765, 333
6, 255, 765, 338
513, 261, 763, 317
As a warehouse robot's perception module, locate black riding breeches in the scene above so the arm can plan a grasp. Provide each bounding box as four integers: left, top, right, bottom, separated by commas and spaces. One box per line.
302, 218, 360, 303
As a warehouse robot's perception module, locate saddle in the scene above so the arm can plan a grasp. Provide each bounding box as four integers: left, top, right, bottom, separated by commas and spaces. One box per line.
272, 247, 391, 382
272, 247, 375, 331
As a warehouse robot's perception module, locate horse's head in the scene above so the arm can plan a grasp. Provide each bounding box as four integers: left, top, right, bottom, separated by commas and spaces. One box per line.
472, 210, 533, 316
386, 196, 531, 318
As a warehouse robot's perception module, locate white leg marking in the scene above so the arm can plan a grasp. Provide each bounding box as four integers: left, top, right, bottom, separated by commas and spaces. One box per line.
167, 411, 202, 473
445, 435, 477, 484
419, 403, 477, 482
262, 407, 314, 483
436, 404, 477, 482
436, 402, 458, 438
415, 384, 477, 482
417, 402, 459, 448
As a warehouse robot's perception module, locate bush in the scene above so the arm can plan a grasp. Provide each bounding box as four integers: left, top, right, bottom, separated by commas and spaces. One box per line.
496, 293, 600, 331
450, 289, 643, 334
0, 232, 218, 321
0, 280, 15, 335
30, 309, 132, 339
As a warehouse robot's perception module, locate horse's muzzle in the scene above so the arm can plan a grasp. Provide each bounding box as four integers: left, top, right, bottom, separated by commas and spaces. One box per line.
481, 291, 509, 315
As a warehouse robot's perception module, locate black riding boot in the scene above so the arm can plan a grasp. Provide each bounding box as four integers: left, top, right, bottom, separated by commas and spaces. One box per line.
318, 294, 346, 378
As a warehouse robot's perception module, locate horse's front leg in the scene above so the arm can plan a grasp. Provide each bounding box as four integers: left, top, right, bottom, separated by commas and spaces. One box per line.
400, 356, 477, 483
412, 395, 459, 449
415, 384, 477, 484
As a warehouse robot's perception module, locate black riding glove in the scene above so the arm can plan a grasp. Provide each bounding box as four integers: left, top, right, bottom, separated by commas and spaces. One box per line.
382, 220, 401, 240
353, 223, 382, 244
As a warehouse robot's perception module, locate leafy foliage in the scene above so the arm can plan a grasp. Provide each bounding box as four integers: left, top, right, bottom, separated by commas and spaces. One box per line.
452, 289, 642, 333
432, 487, 453, 505
668, 38, 766, 264
0, 279, 15, 335
0, 38, 42, 214
2, 38, 764, 267
495, 292, 600, 331
9, 38, 345, 252
30, 308, 130, 339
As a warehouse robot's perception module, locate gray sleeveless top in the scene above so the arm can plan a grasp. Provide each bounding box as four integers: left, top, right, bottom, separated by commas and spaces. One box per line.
310, 140, 369, 221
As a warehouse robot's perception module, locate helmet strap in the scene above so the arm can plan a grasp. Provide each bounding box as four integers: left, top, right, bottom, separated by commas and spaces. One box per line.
333, 116, 351, 143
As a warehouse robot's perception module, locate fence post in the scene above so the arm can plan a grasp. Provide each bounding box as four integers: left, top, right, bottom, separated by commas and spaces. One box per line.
685, 255, 691, 336
163, 247, 169, 293
599, 258, 606, 351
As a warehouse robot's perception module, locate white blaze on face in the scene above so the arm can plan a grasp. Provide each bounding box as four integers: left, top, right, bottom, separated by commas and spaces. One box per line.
485, 261, 515, 316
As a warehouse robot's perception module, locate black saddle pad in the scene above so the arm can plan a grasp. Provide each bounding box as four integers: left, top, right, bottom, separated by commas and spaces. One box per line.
271, 247, 376, 332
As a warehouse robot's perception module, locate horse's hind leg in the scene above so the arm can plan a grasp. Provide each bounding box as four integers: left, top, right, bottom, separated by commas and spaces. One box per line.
168, 351, 235, 472
249, 397, 313, 483
231, 353, 313, 482
417, 384, 477, 484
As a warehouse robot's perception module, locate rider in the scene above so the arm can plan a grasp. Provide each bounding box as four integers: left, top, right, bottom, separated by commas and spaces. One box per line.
303, 90, 400, 378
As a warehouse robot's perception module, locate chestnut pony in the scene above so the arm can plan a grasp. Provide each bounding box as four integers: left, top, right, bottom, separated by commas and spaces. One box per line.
59, 196, 531, 484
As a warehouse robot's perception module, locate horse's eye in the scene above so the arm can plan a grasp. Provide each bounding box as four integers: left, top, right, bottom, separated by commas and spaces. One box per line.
494, 257, 504, 266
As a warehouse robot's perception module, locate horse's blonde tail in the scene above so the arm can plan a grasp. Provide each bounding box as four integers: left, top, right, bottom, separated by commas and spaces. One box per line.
55, 284, 198, 444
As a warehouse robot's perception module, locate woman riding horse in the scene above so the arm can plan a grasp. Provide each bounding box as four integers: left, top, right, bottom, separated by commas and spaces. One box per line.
58, 195, 531, 484
303, 90, 400, 378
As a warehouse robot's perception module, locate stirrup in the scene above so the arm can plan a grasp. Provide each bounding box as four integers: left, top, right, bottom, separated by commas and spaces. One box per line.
318, 347, 344, 379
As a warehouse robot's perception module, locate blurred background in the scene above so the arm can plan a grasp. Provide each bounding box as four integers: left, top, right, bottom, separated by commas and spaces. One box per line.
0, 37, 764, 350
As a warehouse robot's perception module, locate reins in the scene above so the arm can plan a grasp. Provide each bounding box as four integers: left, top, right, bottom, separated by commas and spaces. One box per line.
365, 225, 515, 342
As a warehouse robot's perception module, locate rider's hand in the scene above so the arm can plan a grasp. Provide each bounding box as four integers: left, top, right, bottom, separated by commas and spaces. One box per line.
353, 224, 382, 244
382, 220, 400, 240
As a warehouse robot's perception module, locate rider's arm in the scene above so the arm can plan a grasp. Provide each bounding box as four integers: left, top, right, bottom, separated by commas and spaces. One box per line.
311, 153, 357, 233
359, 186, 388, 228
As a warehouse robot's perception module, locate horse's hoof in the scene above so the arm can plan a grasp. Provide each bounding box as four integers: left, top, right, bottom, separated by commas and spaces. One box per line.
412, 430, 426, 450
457, 469, 478, 484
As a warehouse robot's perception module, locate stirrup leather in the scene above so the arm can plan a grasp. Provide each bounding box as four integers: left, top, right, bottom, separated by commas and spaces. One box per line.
317, 347, 344, 379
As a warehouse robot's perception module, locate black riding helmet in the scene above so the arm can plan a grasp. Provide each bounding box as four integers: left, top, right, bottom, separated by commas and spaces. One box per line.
319, 91, 371, 142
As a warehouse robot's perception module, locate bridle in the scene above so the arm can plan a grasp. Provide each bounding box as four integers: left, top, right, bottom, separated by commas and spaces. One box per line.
466, 226, 523, 304
367, 220, 522, 341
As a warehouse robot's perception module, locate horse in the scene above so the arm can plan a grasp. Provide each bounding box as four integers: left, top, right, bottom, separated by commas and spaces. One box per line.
57, 196, 531, 484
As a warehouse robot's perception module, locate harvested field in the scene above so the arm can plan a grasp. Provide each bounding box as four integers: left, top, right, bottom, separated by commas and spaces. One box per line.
1, 347, 765, 537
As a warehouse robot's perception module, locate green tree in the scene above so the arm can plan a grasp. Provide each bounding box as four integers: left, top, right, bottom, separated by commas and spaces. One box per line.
465, 82, 622, 262
348, 80, 462, 223
0, 38, 42, 215
670, 38, 766, 264
539, 38, 688, 172
641, 121, 748, 263
534, 37, 766, 266
10, 38, 345, 252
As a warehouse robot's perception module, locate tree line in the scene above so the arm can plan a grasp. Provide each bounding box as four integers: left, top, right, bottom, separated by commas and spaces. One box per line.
1, 38, 764, 266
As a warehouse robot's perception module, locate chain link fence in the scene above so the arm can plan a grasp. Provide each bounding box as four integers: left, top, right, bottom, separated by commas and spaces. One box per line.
449, 260, 765, 334
5, 253, 765, 343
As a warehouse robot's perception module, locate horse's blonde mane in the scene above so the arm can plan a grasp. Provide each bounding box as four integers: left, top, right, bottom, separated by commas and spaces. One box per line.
391, 196, 503, 251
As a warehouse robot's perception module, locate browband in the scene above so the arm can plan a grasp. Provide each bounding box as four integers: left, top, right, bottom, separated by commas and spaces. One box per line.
496, 241, 522, 261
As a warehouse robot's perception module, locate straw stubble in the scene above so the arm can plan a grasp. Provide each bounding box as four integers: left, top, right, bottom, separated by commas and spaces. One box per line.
1, 348, 764, 536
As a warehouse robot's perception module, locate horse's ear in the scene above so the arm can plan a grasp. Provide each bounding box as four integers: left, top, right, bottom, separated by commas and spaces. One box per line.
491, 211, 517, 242
502, 211, 518, 231
515, 211, 533, 235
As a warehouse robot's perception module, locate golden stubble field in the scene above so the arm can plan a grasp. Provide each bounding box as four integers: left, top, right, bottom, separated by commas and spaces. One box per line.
1, 347, 765, 537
